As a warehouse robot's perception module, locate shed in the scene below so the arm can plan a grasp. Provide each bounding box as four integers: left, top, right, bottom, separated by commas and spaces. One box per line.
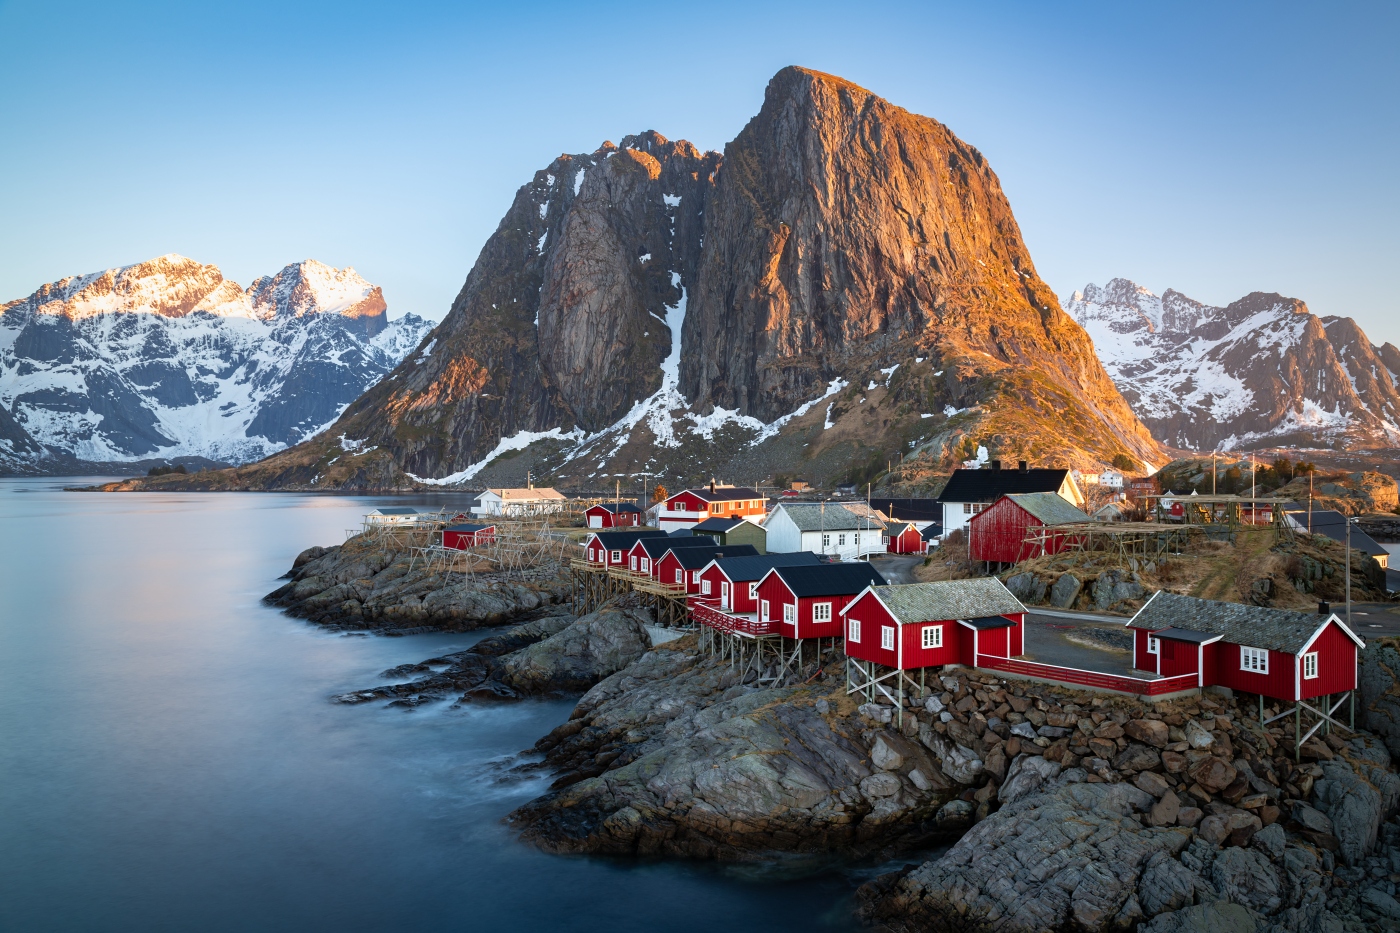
936, 464, 1082, 536
627, 534, 724, 576
690, 515, 768, 554
968, 492, 1090, 568
585, 502, 644, 529
841, 579, 1027, 672
885, 521, 925, 554
755, 563, 887, 639
583, 529, 667, 566
366, 506, 428, 525
1125, 591, 1364, 701
442, 523, 495, 549
659, 543, 760, 592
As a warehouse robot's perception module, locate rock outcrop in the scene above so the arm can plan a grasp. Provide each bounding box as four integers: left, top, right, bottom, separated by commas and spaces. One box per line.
124, 66, 1163, 492
1067, 278, 1400, 451
264, 536, 569, 632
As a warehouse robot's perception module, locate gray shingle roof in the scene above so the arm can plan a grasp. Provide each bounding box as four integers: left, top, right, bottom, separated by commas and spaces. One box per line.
1004, 492, 1090, 525
871, 578, 1027, 624
1126, 591, 1362, 655
772, 504, 881, 532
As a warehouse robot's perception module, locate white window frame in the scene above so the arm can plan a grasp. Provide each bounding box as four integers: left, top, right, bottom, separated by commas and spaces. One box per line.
640, 558, 650, 573
691, 571, 700, 584
701, 579, 711, 595
610, 550, 621, 563
760, 599, 770, 622
630, 556, 638, 571
838, 533, 846, 546
1147, 636, 1160, 655
821, 533, 830, 547
849, 618, 861, 642
748, 582, 758, 600
1302, 652, 1318, 679
674, 570, 683, 584
922, 625, 942, 649
813, 602, 832, 622
854, 533, 860, 546
783, 603, 796, 624
1241, 646, 1268, 674
881, 626, 895, 650
963, 502, 972, 514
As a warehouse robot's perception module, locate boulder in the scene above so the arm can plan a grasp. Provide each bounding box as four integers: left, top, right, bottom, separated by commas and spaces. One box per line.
859, 702, 892, 724
1135, 771, 1171, 797
919, 724, 984, 784
1184, 719, 1215, 749
998, 754, 1062, 805
1126, 718, 1170, 748
1004, 571, 1047, 603
1137, 849, 1204, 915
1148, 790, 1181, 827
1050, 573, 1082, 609
1188, 756, 1238, 794
934, 798, 974, 831
870, 736, 904, 772
1251, 822, 1285, 859
860, 772, 902, 799
1210, 846, 1282, 914
1312, 755, 1400, 865
1199, 808, 1262, 846
1139, 900, 1257, 933
1114, 744, 1162, 773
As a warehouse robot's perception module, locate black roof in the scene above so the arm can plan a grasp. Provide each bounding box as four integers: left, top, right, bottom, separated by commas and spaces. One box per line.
668, 529, 694, 537
445, 523, 493, 532
669, 544, 759, 569
680, 486, 763, 503
590, 502, 642, 513
766, 563, 887, 598
692, 516, 748, 533
588, 529, 667, 550
871, 498, 943, 522
709, 552, 822, 582
937, 468, 1069, 503
637, 535, 723, 559
1285, 509, 1387, 558
920, 524, 944, 540
1154, 627, 1218, 644
962, 615, 1017, 630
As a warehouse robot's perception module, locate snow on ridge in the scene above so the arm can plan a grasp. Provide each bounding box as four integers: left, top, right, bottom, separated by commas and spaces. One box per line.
407, 427, 586, 485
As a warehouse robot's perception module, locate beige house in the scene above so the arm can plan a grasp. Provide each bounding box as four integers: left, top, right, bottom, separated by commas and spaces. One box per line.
472, 487, 568, 517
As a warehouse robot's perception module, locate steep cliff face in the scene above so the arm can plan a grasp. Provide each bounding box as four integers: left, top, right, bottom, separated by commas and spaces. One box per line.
131, 68, 1166, 491
1067, 278, 1400, 450
0, 255, 430, 469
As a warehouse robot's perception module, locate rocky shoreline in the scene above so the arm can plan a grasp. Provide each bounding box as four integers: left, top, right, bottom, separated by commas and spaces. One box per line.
264, 536, 570, 633
266, 542, 1400, 930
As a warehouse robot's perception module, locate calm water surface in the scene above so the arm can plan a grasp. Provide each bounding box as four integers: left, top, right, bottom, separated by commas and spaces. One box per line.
0, 479, 872, 932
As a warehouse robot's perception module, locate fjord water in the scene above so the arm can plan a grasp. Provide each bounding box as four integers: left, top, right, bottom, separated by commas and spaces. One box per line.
0, 479, 860, 932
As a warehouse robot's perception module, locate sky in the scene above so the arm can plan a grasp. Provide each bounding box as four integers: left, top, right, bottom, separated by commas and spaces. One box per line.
1, 0, 1397, 344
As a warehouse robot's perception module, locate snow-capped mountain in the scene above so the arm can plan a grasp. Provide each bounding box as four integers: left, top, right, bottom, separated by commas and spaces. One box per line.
0, 254, 433, 470
1066, 279, 1400, 451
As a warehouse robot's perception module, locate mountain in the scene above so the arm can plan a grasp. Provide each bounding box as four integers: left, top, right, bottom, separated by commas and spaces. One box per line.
0, 254, 432, 471
119, 67, 1163, 492
1065, 279, 1400, 451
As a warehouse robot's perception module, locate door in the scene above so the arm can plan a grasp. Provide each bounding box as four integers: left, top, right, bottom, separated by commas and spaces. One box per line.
760, 600, 769, 623
588, 516, 602, 528
721, 581, 731, 610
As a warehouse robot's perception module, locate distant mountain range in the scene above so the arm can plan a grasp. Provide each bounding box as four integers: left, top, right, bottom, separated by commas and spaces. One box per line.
1066, 279, 1400, 452
0, 254, 432, 472
133, 66, 1163, 491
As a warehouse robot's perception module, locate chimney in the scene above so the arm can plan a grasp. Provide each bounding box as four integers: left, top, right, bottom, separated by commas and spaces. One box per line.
710, 478, 716, 494
1018, 460, 1028, 472
990, 460, 1001, 470
1318, 601, 1330, 616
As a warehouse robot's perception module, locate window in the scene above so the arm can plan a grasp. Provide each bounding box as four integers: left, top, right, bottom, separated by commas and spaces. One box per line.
675, 570, 684, 584
1303, 652, 1319, 679
1147, 636, 1159, 655
881, 626, 895, 650
783, 603, 796, 624
589, 548, 597, 560
854, 533, 860, 546
963, 503, 972, 514
711, 503, 721, 513
640, 558, 650, 572
691, 571, 700, 584
822, 534, 830, 547
630, 556, 638, 571
701, 580, 711, 595
748, 583, 758, 599
973, 503, 985, 513
849, 618, 861, 642
1241, 646, 1268, 674
922, 625, 942, 649
611, 550, 621, 562
838, 534, 846, 546
760, 600, 770, 622
813, 602, 832, 622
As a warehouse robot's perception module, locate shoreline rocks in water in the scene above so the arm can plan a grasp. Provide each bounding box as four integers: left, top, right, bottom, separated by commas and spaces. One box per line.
334, 603, 657, 705
265, 535, 570, 632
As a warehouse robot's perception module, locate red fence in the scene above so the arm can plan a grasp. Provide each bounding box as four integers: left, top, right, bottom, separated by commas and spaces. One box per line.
690, 599, 779, 637
975, 655, 1199, 696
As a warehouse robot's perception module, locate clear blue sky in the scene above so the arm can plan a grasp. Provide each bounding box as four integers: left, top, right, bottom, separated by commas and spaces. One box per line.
2, 1, 1396, 345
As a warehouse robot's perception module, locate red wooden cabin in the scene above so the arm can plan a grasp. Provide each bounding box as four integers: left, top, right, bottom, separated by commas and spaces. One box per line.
841, 578, 1027, 671
442, 523, 495, 549
755, 563, 887, 639
968, 492, 1089, 568
1126, 591, 1364, 701
695, 552, 822, 614
657, 483, 766, 531
585, 502, 644, 528
885, 522, 926, 555
583, 530, 666, 567
659, 544, 760, 593
626, 535, 722, 577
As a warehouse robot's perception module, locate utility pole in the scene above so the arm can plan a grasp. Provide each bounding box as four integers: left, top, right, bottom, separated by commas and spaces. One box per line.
1308, 471, 1314, 534
820, 499, 826, 557
1212, 452, 1217, 495
1346, 511, 1353, 628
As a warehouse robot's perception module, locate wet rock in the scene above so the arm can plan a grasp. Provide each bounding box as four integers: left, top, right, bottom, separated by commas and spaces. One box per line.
496, 606, 654, 695
935, 798, 974, 831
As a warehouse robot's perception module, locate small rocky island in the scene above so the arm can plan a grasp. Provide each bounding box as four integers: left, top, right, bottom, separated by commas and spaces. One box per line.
268, 540, 1400, 932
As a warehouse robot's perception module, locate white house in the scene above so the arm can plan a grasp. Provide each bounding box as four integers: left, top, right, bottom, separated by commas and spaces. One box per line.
1099, 469, 1125, 489
472, 487, 568, 518
763, 503, 885, 560
936, 463, 1083, 537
